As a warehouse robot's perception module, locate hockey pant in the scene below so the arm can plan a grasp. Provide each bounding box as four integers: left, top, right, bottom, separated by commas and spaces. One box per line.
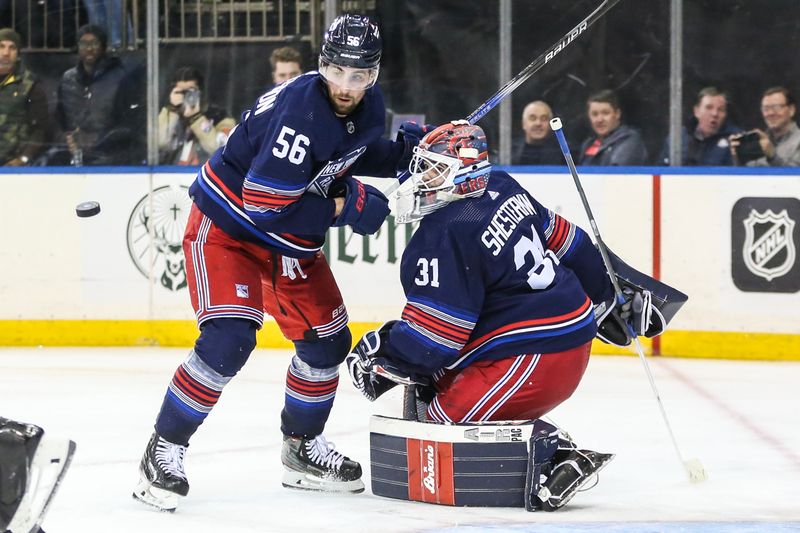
427, 342, 591, 423
154, 207, 351, 445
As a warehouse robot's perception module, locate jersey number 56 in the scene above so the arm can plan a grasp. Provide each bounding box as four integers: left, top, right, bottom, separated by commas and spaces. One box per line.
273, 126, 310, 164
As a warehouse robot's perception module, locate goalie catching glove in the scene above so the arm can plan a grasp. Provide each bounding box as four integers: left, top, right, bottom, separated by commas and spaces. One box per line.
594, 249, 688, 347
346, 321, 429, 401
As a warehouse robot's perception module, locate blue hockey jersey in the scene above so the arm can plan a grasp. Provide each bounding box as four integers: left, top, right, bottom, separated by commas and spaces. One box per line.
188, 72, 406, 258
385, 171, 614, 375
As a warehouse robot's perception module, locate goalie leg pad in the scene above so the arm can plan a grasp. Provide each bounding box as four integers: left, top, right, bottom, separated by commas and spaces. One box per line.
523, 430, 559, 511
369, 416, 559, 508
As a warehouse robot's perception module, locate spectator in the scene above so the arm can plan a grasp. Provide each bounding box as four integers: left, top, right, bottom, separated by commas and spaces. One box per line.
53, 24, 139, 165
731, 86, 800, 167
0, 27, 51, 166
512, 100, 563, 165
158, 66, 236, 165
270, 46, 303, 86
659, 86, 742, 166
578, 89, 647, 166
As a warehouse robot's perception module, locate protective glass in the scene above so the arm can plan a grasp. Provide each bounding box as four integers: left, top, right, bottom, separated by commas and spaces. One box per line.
318, 59, 379, 90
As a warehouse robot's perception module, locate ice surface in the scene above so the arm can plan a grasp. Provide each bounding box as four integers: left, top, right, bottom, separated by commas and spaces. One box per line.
1, 348, 798, 532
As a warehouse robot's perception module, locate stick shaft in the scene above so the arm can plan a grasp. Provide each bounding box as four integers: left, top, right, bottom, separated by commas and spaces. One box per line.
550, 117, 689, 469
385, 0, 623, 197
466, 0, 622, 125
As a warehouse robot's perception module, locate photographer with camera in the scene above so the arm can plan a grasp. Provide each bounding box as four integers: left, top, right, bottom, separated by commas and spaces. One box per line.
730, 86, 800, 167
158, 66, 236, 165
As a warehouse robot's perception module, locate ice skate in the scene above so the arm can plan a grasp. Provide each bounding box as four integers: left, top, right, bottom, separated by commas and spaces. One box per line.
1, 418, 76, 533
538, 448, 615, 511
281, 434, 364, 493
132, 432, 189, 512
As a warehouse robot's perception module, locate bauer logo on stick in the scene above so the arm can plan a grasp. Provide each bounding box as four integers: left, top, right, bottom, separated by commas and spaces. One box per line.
75, 201, 101, 218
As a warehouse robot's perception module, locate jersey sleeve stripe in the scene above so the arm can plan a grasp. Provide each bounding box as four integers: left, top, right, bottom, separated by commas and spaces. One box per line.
203, 162, 244, 208
244, 170, 307, 193
406, 296, 478, 325
546, 212, 577, 259
546, 214, 569, 250
243, 179, 301, 213
402, 320, 465, 351
401, 305, 472, 345
197, 164, 323, 255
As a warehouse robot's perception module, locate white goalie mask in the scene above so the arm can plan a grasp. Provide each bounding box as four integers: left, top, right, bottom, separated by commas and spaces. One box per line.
395, 122, 491, 224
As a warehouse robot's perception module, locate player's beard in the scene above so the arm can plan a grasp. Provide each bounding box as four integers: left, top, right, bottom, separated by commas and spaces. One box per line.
328, 86, 365, 116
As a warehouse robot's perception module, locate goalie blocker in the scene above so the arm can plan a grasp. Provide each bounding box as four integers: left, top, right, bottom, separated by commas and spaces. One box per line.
369, 415, 613, 511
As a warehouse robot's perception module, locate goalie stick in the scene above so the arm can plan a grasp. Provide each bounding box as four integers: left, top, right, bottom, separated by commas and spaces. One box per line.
383, 0, 624, 197
549, 116, 707, 484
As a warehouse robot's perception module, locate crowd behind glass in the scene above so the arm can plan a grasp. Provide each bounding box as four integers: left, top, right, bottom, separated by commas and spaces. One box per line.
1, 20, 799, 169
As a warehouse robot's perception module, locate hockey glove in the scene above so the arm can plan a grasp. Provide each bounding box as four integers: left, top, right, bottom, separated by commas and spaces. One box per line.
396, 121, 435, 170
396, 121, 435, 144
595, 288, 666, 347
331, 176, 390, 235
346, 321, 428, 402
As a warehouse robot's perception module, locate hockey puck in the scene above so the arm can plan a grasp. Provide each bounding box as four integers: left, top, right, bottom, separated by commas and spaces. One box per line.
76, 201, 101, 218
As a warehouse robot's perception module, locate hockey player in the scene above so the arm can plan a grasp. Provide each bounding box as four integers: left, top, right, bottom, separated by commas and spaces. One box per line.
0, 417, 75, 533
347, 122, 669, 510
133, 14, 429, 511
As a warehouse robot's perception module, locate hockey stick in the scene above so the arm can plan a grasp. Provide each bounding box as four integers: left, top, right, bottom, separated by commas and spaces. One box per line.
549, 117, 708, 484
382, 0, 624, 197
466, 0, 623, 125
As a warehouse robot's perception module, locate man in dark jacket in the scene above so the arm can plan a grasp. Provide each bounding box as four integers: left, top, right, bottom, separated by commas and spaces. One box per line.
512, 100, 563, 165
578, 89, 648, 166
658, 86, 743, 166
0, 28, 51, 166
54, 24, 140, 165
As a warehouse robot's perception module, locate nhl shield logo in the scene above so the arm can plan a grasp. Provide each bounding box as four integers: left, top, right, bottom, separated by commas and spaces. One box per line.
742, 209, 795, 281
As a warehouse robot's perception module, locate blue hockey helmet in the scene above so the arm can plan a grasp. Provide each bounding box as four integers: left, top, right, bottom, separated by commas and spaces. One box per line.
319, 14, 381, 90
395, 121, 492, 224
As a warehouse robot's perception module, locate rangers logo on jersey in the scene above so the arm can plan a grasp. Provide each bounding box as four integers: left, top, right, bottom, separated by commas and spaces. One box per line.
742, 208, 796, 281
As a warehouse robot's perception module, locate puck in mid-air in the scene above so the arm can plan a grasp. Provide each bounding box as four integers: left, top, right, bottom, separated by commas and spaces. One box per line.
76, 201, 101, 218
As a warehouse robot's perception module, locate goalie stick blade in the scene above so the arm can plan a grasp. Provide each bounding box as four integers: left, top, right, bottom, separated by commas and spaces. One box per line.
685, 458, 708, 484
7, 437, 76, 533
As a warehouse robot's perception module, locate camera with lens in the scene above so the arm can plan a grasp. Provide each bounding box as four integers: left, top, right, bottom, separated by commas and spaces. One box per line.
734, 131, 764, 164
182, 88, 201, 110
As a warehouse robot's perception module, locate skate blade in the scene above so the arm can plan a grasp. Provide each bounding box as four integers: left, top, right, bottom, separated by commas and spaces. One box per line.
7, 437, 76, 533
281, 469, 365, 494
132, 477, 181, 512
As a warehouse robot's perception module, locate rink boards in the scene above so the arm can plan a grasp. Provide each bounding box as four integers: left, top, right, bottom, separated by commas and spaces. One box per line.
0, 166, 797, 360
